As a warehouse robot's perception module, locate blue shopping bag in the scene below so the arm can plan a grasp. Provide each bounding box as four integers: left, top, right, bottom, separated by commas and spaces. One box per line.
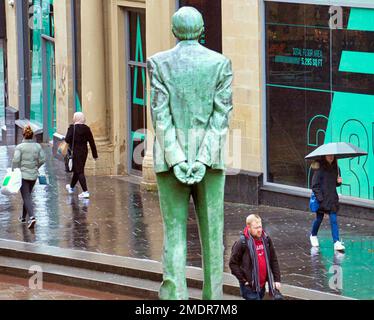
309, 192, 320, 212
38, 175, 48, 185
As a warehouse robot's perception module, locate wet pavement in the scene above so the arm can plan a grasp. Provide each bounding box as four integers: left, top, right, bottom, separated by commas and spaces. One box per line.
0, 274, 138, 300
0, 146, 373, 300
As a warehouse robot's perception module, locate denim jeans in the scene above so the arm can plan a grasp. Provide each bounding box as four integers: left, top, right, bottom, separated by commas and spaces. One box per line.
311, 211, 340, 243
240, 283, 266, 300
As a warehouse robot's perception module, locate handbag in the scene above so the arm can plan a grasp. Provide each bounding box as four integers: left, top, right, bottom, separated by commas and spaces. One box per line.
68, 155, 73, 172
57, 141, 69, 157
273, 289, 285, 300
309, 192, 320, 212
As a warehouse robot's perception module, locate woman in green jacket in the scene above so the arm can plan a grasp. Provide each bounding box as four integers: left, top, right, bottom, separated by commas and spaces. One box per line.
12, 126, 46, 229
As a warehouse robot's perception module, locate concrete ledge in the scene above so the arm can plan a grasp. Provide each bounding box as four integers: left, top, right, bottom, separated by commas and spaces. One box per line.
225, 170, 263, 206
52, 132, 65, 161
260, 185, 374, 220
15, 119, 43, 144
0, 239, 354, 300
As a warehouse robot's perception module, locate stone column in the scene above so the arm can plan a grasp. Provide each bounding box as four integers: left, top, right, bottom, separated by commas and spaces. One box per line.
142, 0, 176, 190
81, 0, 107, 136
81, 0, 114, 176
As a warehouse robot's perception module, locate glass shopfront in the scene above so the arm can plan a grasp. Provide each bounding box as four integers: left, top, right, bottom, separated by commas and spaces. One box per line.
265, 1, 374, 200
29, 0, 56, 140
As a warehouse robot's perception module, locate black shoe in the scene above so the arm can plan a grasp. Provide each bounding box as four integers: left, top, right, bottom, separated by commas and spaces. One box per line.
18, 217, 26, 224
28, 218, 36, 229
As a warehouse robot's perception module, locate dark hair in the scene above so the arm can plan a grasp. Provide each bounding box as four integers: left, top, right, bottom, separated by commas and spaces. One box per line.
23, 125, 34, 140
320, 156, 338, 171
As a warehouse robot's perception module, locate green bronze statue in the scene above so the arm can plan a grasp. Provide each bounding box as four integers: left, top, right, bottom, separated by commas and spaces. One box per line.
147, 6, 233, 300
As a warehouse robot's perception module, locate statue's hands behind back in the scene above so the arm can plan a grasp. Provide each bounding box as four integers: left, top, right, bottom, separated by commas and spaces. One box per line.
173, 162, 190, 184
173, 161, 207, 185
187, 161, 206, 185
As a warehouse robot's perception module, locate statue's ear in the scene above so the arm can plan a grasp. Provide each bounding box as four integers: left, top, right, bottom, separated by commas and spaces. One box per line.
172, 28, 178, 39
200, 27, 205, 36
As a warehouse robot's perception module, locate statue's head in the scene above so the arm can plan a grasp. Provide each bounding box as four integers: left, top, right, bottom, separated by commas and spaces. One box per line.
172, 6, 204, 41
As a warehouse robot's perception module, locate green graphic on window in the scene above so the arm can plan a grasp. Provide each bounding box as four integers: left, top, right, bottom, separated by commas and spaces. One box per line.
323, 9, 374, 201
339, 51, 374, 75
325, 92, 373, 200
133, 14, 146, 107
348, 8, 374, 32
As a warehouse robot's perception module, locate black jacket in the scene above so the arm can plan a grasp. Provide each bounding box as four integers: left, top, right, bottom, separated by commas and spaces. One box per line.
311, 160, 341, 213
229, 232, 281, 290
65, 124, 98, 173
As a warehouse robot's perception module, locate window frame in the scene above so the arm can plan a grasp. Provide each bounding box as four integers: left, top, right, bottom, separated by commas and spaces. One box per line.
260, 0, 374, 206
125, 9, 147, 176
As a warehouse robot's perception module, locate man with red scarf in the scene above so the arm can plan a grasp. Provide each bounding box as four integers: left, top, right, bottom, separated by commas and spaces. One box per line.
229, 214, 282, 300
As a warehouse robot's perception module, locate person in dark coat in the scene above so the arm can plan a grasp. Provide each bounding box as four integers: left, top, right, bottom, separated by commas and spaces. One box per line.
64, 112, 98, 199
310, 155, 345, 251
229, 214, 281, 300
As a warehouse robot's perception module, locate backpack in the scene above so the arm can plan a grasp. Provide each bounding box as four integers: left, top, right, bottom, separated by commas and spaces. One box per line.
239, 232, 247, 247
230, 231, 248, 257
231, 231, 270, 255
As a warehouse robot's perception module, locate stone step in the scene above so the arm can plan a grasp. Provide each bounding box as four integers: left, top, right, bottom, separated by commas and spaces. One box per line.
0, 256, 239, 300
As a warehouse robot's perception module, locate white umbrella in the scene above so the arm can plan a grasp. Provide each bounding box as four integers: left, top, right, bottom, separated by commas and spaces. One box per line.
305, 142, 368, 160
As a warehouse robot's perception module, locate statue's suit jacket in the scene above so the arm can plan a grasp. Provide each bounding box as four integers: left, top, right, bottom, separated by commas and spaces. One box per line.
147, 40, 233, 173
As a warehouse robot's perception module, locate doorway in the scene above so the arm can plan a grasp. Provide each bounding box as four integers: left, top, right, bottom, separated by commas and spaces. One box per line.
126, 10, 147, 175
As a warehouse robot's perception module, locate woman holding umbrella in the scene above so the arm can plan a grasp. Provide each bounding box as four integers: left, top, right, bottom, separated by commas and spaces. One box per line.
306, 142, 368, 252
310, 155, 345, 252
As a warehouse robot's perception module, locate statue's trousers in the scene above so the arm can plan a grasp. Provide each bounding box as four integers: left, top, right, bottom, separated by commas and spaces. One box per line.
156, 169, 225, 300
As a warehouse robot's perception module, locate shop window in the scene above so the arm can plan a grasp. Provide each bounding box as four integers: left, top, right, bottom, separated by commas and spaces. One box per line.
266, 1, 374, 200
